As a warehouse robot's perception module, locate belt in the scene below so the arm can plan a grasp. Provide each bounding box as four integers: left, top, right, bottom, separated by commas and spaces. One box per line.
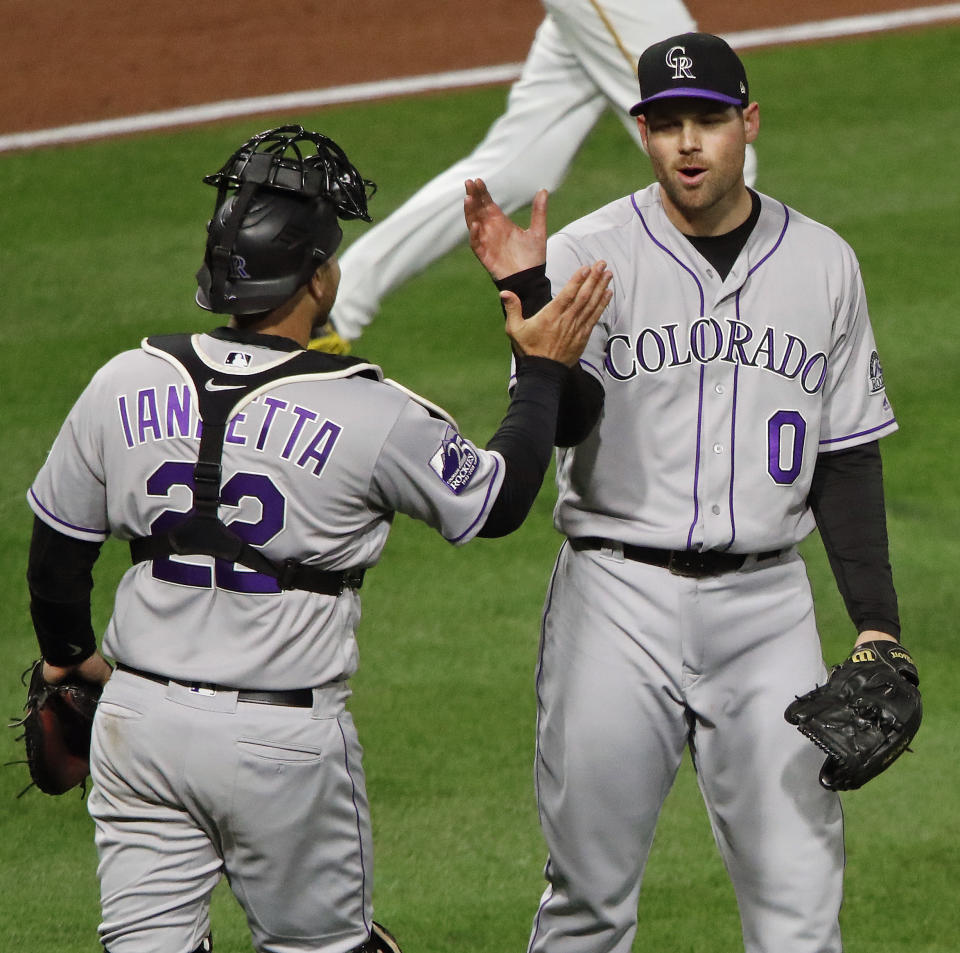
569, 538, 783, 578
116, 663, 315, 708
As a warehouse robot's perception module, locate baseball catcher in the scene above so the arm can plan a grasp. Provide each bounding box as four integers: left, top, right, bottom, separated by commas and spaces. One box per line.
12, 660, 106, 796
785, 639, 922, 791
21, 119, 610, 951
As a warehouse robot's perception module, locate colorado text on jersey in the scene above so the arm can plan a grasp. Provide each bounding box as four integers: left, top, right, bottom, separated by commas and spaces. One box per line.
603, 319, 829, 395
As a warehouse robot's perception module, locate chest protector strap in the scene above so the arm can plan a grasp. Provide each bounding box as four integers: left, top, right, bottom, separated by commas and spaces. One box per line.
129, 333, 378, 595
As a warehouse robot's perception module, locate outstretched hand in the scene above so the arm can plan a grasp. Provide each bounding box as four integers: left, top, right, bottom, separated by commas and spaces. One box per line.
503, 261, 612, 367
464, 178, 547, 280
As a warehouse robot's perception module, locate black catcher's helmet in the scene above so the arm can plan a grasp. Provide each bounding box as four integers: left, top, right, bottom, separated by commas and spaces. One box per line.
196, 124, 376, 315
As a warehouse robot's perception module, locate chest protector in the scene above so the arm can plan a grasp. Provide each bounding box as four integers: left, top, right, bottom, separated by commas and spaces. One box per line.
129, 333, 381, 595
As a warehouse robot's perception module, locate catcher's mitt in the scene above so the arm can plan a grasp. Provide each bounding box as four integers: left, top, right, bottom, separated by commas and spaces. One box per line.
785, 640, 921, 791
11, 661, 103, 796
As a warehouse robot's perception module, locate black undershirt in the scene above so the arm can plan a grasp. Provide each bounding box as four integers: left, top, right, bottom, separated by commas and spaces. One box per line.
809, 442, 899, 636
479, 357, 569, 536
685, 188, 762, 280
27, 517, 102, 665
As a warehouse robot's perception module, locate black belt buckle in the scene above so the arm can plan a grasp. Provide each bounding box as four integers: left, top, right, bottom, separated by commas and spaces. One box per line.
666, 549, 746, 578
340, 568, 365, 593
666, 549, 712, 578
277, 557, 300, 591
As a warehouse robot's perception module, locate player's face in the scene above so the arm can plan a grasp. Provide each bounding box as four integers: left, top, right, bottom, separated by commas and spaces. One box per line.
638, 100, 759, 235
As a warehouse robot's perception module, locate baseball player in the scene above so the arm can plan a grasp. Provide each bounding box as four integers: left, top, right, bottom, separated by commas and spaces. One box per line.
24, 124, 611, 953
312, 0, 758, 353
465, 33, 909, 953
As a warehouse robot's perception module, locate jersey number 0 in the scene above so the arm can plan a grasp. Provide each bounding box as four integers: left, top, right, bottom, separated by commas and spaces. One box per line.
768, 410, 806, 485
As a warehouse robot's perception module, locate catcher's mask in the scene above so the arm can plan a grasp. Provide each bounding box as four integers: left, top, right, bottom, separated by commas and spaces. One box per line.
196, 124, 376, 315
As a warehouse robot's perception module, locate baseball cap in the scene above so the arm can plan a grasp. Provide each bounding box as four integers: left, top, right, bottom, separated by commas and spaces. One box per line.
629, 33, 749, 116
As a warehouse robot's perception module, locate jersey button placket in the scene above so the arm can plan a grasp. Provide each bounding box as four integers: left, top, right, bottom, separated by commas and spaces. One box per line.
698, 351, 736, 549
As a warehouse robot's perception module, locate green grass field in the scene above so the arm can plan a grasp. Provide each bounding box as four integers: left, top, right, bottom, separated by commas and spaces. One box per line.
2, 24, 958, 952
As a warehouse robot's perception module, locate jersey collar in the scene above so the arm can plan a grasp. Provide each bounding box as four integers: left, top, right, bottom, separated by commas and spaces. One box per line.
208, 325, 303, 352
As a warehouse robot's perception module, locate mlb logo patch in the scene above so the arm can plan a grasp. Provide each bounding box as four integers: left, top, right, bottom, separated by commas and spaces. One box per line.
225, 351, 252, 368
429, 426, 479, 494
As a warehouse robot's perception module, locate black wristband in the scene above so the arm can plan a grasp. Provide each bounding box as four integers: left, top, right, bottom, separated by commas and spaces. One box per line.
494, 264, 552, 318
31, 598, 98, 665
494, 267, 604, 447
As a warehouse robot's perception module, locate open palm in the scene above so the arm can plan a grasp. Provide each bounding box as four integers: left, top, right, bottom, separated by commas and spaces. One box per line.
463, 178, 548, 280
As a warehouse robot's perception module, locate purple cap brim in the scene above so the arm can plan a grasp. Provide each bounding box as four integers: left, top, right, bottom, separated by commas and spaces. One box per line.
629, 88, 743, 116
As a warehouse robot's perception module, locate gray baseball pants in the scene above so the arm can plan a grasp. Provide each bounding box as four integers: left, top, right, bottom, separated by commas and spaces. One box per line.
527, 543, 844, 953
88, 669, 373, 953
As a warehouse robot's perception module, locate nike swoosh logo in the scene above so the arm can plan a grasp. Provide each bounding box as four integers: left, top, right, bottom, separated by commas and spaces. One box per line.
205, 378, 245, 392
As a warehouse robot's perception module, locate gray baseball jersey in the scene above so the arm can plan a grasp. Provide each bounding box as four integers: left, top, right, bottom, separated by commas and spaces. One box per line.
29, 330, 513, 952
547, 184, 897, 551
28, 332, 505, 689
526, 184, 896, 953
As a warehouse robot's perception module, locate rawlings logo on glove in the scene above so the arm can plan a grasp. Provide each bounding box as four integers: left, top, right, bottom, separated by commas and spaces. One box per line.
785, 639, 921, 791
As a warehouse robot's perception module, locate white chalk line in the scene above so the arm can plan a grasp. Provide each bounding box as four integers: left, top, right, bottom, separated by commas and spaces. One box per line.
1, 4, 958, 154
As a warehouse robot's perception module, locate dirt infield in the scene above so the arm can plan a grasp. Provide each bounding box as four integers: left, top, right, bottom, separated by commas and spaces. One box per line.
0, 0, 950, 135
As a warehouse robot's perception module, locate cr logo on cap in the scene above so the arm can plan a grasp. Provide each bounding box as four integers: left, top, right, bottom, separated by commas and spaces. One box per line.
666, 45, 695, 80
229, 254, 251, 279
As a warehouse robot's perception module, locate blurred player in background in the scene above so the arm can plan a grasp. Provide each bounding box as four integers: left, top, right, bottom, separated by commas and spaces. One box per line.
311, 0, 757, 353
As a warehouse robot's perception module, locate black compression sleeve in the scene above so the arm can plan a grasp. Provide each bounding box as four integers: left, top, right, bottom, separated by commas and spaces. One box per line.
808, 442, 900, 637
494, 265, 604, 447
494, 264, 553, 317
27, 516, 102, 665
555, 368, 603, 447
478, 356, 568, 538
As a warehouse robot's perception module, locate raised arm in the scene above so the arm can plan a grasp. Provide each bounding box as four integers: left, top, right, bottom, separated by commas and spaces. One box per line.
464, 178, 605, 447
478, 263, 611, 537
